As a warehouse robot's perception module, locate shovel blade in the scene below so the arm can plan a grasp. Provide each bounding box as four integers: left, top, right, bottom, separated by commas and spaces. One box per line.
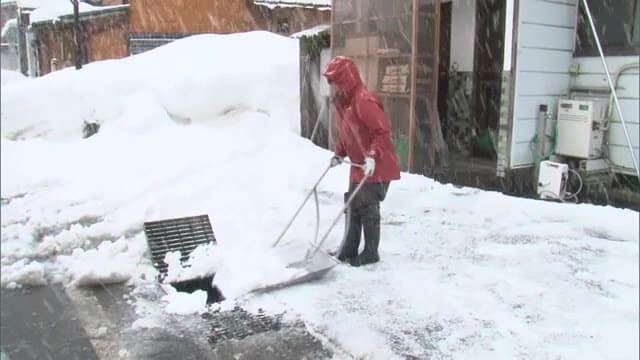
251, 252, 337, 294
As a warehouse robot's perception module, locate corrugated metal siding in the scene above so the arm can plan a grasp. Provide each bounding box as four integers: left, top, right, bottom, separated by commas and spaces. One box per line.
510, 0, 579, 168
128, 33, 195, 55
572, 56, 640, 174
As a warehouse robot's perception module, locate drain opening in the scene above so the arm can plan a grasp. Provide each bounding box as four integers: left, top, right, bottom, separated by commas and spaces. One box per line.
203, 307, 284, 346
143, 215, 225, 304
169, 275, 225, 304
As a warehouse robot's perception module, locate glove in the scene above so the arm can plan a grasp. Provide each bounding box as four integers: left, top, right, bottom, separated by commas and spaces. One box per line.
330, 155, 343, 168
363, 156, 375, 176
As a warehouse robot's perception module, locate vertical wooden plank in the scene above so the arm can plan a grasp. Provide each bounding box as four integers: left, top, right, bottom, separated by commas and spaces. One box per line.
408, 0, 418, 172
431, 0, 447, 168
328, 0, 336, 152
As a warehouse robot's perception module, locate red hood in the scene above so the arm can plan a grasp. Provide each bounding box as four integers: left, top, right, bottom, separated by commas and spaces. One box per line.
322, 56, 363, 99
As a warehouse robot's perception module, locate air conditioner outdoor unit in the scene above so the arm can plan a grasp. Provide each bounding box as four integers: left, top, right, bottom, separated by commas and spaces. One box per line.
555, 99, 608, 159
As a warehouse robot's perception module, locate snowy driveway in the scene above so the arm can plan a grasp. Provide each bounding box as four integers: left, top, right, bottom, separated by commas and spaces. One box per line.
1, 31, 638, 360
246, 181, 639, 360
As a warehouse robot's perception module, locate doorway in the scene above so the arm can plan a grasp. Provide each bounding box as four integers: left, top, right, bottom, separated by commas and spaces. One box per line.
471, 0, 506, 161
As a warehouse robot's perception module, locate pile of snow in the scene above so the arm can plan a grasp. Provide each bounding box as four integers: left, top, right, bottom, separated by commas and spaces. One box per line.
1, 30, 639, 359
1, 30, 311, 288
1, 31, 299, 140
0, 69, 28, 87
165, 240, 315, 299
57, 233, 153, 287
1, 259, 46, 288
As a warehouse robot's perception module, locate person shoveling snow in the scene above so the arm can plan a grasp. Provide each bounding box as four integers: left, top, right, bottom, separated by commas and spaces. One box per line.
323, 56, 401, 267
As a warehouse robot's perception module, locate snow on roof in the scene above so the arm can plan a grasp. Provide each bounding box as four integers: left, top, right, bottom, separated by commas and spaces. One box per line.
1, 18, 17, 38
1, 0, 59, 9
253, 0, 331, 10
30, 2, 128, 24
290, 24, 330, 38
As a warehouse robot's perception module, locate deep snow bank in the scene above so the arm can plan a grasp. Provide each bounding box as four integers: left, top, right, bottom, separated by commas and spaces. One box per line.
0, 31, 300, 141
1, 31, 331, 291
0, 69, 28, 87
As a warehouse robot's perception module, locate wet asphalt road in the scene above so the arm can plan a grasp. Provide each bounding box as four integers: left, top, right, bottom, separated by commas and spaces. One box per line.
0, 284, 335, 360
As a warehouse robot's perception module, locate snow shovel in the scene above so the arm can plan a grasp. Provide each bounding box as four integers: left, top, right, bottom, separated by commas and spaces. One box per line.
251, 160, 370, 293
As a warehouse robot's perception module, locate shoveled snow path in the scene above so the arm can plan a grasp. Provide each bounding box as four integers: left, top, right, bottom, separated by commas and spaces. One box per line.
245, 181, 639, 360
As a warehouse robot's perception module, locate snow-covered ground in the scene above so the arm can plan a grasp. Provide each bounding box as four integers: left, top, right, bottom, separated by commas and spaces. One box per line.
1, 31, 638, 360
0, 69, 28, 87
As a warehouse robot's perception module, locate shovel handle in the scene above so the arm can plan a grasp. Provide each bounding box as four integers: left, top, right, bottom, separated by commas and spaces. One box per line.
342, 159, 365, 169
304, 173, 370, 261
272, 163, 332, 248
272, 158, 368, 249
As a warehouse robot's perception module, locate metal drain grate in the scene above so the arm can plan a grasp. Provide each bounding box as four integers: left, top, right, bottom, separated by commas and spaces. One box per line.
204, 307, 284, 346
143, 214, 217, 280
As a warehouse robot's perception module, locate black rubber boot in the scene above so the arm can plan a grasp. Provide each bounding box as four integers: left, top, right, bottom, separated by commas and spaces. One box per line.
349, 203, 380, 267
337, 194, 362, 262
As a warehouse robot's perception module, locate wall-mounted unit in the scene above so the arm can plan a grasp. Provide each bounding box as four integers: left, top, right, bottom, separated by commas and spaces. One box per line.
537, 160, 569, 200
554, 99, 608, 159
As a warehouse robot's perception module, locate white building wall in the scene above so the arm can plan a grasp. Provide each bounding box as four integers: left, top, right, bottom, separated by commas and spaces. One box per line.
509, 0, 579, 168
572, 56, 640, 175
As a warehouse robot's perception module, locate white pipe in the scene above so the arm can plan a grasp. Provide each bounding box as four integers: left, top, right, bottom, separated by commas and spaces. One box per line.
581, 0, 640, 180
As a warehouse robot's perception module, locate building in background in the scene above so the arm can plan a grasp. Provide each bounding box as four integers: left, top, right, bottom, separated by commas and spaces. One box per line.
322, 0, 639, 206
1, 0, 19, 71
127, 0, 330, 55
3, 0, 330, 74
0, 0, 129, 76
29, 2, 129, 76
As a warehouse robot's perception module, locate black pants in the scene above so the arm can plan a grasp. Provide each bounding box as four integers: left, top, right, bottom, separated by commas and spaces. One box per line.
337, 182, 390, 262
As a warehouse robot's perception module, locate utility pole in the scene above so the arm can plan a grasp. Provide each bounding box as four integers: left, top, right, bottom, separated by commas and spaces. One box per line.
71, 0, 82, 69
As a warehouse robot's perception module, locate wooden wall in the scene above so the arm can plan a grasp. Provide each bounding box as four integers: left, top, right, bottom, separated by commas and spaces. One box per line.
85, 13, 129, 62
129, 0, 266, 33
35, 12, 129, 75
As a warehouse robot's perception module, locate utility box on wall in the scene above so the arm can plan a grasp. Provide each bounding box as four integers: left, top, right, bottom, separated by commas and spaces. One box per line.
537, 160, 569, 200
554, 99, 608, 159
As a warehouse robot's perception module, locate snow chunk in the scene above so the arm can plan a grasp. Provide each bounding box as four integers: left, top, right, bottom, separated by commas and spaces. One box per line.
162, 286, 208, 315
163, 243, 218, 283
131, 317, 162, 330
211, 243, 307, 299
162, 241, 307, 300
1, 259, 47, 287
58, 234, 152, 287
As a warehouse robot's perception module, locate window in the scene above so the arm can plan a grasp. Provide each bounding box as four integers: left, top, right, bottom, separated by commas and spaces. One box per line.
575, 0, 640, 56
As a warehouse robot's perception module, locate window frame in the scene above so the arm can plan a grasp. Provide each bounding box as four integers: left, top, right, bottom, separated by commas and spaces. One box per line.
573, 0, 640, 57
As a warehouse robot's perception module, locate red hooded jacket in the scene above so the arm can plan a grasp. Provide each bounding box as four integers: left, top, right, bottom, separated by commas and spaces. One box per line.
323, 56, 401, 184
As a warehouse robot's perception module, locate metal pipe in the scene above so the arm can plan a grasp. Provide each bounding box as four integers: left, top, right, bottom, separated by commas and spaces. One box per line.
580, 0, 640, 179
272, 159, 366, 248
272, 164, 332, 248
604, 62, 640, 130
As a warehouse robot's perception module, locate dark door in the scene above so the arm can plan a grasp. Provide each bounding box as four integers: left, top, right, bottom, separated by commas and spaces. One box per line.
472, 0, 506, 158
437, 1, 452, 132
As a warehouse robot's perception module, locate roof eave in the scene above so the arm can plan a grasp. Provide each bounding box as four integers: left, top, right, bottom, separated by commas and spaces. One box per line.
253, 1, 331, 10
30, 5, 129, 26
